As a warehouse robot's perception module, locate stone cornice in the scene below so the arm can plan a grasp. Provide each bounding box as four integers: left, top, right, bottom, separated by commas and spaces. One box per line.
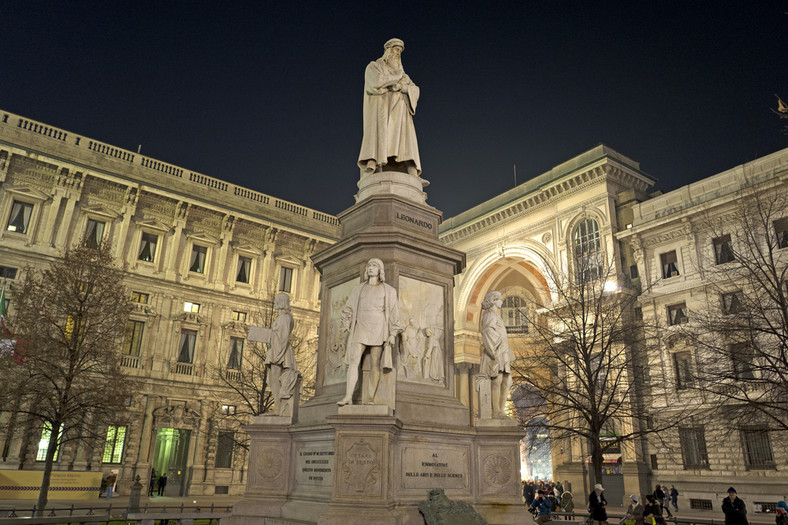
440, 161, 650, 245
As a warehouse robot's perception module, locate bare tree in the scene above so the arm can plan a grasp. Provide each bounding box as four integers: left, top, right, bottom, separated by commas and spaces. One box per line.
2, 241, 135, 513
679, 173, 788, 441
509, 251, 680, 485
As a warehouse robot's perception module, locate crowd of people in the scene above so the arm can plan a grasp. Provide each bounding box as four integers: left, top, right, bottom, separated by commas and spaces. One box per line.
524, 481, 788, 525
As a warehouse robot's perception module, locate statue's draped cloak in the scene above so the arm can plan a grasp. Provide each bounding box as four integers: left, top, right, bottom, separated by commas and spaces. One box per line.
480, 309, 514, 377
265, 310, 295, 370
358, 58, 422, 174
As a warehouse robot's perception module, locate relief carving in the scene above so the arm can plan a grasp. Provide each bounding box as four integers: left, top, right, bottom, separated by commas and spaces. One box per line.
342, 439, 379, 494
256, 447, 284, 482
482, 453, 512, 486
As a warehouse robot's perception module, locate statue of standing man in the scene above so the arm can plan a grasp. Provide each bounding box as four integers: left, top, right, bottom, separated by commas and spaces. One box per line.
338, 258, 403, 406
480, 291, 515, 418
358, 38, 422, 177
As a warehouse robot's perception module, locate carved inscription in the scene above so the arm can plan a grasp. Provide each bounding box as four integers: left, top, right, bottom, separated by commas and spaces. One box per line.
295, 446, 334, 487
395, 212, 433, 230
402, 446, 469, 489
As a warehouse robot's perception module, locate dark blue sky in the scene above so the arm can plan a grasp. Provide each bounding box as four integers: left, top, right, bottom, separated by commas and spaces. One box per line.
1, 1, 786, 218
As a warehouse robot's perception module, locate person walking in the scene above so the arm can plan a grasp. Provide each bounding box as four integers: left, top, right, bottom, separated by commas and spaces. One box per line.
105, 472, 117, 499
589, 484, 608, 525
722, 487, 748, 525
670, 485, 679, 512
621, 495, 644, 525
654, 485, 673, 518
148, 469, 156, 496
157, 474, 168, 496
561, 491, 574, 520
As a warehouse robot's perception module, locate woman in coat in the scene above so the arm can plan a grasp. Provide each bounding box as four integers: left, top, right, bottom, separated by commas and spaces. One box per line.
622, 495, 645, 525
561, 491, 575, 520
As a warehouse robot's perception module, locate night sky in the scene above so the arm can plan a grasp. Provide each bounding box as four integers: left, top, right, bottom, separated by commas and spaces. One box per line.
1, 1, 786, 219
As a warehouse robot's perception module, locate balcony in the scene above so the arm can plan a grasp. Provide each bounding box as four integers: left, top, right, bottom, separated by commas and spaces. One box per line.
225, 370, 241, 382
121, 354, 140, 369
174, 362, 194, 376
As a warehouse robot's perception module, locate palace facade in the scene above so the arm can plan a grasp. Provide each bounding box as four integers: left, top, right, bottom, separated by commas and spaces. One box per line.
1, 109, 786, 507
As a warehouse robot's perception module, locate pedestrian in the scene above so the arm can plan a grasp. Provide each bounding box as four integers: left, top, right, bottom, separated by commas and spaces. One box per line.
157, 474, 168, 496
645, 495, 666, 525
105, 472, 117, 499
722, 487, 748, 525
654, 485, 673, 518
621, 495, 644, 525
148, 469, 156, 496
775, 501, 787, 525
530, 490, 552, 524
670, 485, 679, 512
589, 483, 608, 525
561, 491, 574, 520
525, 481, 536, 506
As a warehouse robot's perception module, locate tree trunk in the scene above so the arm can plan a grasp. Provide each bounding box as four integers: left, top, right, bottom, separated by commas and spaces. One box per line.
35, 425, 60, 516
590, 442, 604, 488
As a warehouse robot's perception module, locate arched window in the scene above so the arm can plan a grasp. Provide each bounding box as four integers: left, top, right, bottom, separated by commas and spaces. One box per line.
502, 295, 528, 334
573, 218, 602, 283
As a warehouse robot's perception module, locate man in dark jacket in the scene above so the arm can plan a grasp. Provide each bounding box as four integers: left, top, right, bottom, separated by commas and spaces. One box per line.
654, 485, 673, 518
589, 484, 608, 524
531, 490, 553, 524
524, 482, 536, 506
722, 487, 748, 525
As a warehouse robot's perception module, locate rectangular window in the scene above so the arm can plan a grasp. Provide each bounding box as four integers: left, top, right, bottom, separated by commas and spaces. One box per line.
123, 320, 145, 355
741, 427, 774, 468
661, 251, 680, 279
236, 256, 251, 283
0, 266, 18, 279
279, 267, 293, 292
190, 245, 207, 273
184, 301, 200, 313
215, 431, 234, 469
650, 454, 658, 470
227, 337, 243, 369
221, 404, 236, 415
721, 292, 743, 315
36, 423, 62, 462
231, 310, 247, 322
730, 343, 755, 380
713, 235, 735, 264
138, 232, 158, 262
6, 200, 33, 234
102, 425, 127, 464
629, 264, 639, 279
131, 291, 149, 304
678, 426, 709, 469
177, 329, 197, 363
673, 351, 694, 390
668, 303, 688, 325
84, 219, 105, 248
774, 218, 788, 249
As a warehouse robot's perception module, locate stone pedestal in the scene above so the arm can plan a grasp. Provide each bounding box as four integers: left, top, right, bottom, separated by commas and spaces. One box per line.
230, 170, 528, 525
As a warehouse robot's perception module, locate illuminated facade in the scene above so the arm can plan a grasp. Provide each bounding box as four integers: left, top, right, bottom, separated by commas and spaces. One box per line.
0, 110, 338, 496
2, 109, 786, 506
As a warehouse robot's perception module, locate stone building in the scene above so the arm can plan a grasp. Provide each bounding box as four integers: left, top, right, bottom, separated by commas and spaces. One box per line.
439, 145, 656, 503
618, 148, 788, 509
0, 110, 338, 496
2, 108, 786, 506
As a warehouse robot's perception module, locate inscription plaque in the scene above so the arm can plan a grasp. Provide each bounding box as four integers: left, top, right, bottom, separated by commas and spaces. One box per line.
295, 446, 335, 487
402, 445, 469, 489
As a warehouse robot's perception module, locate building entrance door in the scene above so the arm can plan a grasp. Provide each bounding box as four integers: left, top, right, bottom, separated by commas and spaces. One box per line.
152, 428, 191, 496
